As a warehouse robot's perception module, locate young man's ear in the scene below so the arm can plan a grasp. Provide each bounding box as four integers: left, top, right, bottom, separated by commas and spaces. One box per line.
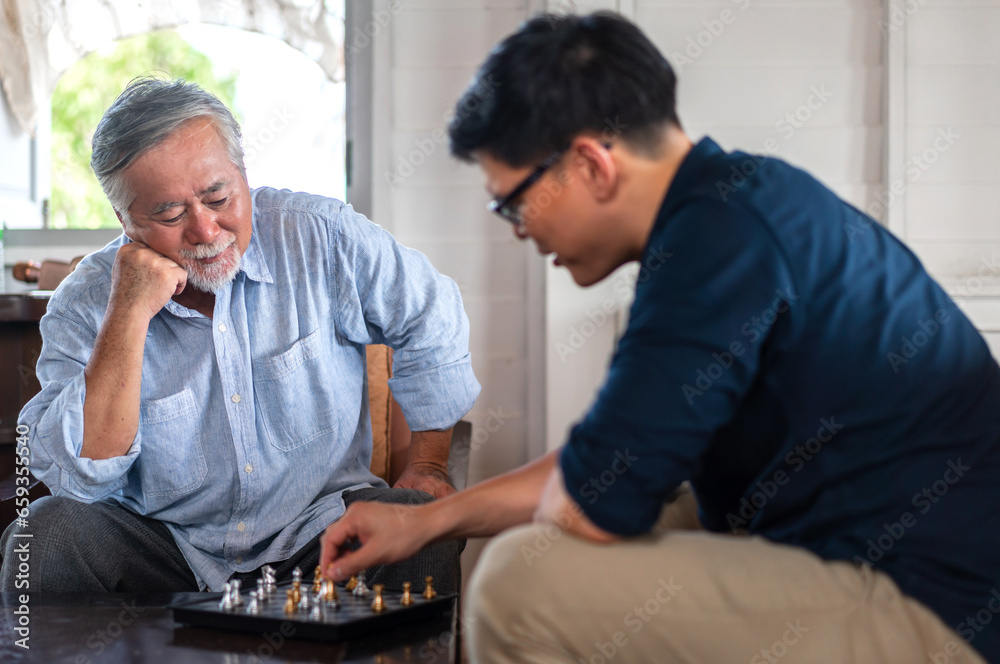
570, 136, 618, 203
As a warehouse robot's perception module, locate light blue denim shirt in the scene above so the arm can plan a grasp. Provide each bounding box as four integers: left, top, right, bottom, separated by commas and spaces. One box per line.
19, 187, 480, 591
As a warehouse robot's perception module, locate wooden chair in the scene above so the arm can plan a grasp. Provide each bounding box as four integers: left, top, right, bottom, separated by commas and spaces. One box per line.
365, 344, 471, 490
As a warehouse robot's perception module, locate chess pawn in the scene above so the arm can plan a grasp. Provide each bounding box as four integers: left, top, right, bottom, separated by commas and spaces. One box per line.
309, 602, 324, 622
284, 588, 296, 614
298, 591, 310, 613
219, 582, 234, 611
322, 579, 339, 605
291, 579, 302, 605
312, 566, 323, 594
345, 575, 358, 591
353, 571, 370, 596
400, 581, 413, 607
371, 584, 385, 613
423, 576, 437, 600
247, 590, 261, 615
257, 579, 268, 602
230, 579, 243, 606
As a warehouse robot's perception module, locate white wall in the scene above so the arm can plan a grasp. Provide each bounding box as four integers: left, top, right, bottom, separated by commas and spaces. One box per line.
899, 0, 1000, 355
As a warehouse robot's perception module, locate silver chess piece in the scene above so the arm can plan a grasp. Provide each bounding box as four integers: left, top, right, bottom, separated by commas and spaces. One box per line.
230, 579, 243, 607
292, 566, 303, 585
256, 578, 268, 602
262, 565, 277, 595
247, 590, 261, 615
219, 582, 234, 611
352, 571, 370, 596
309, 602, 323, 622
298, 591, 311, 613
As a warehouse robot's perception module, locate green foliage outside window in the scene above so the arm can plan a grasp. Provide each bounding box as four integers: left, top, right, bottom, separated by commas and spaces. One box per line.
50, 29, 237, 229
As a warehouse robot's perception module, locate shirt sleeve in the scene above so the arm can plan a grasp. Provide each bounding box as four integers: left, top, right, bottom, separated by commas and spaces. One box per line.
560, 198, 796, 535
19, 293, 140, 502
329, 204, 481, 431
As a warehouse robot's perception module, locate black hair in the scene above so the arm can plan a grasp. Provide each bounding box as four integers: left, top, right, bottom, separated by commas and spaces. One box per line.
448, 11, 680, 167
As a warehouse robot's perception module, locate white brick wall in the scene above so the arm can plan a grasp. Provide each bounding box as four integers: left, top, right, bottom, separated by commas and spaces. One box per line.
372, 0, 1000, 479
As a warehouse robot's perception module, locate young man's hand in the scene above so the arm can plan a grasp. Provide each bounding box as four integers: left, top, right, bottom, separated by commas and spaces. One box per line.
319, 501, 433, 581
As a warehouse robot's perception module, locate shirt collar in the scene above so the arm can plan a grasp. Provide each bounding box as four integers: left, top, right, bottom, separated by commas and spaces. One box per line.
239, 203, 274, 285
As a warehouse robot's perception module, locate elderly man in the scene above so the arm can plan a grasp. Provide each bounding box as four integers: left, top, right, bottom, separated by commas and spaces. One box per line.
1, 77, 479, 594
320, 12, 1000, 664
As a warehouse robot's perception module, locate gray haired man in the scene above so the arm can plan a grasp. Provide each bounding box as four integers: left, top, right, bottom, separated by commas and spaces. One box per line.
1, 77, 479, 593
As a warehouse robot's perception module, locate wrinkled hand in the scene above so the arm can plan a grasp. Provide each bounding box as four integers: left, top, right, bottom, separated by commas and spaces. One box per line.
320, 501, 429, 581
393, 462, 456, 499
110, 241, 188, 321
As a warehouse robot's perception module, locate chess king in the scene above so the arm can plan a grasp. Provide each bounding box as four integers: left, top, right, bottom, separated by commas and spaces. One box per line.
1, 77, 479, 594
320, 11, 1000, 664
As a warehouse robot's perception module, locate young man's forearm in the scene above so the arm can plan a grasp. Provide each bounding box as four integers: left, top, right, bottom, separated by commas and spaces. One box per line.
421, 449, 559, 541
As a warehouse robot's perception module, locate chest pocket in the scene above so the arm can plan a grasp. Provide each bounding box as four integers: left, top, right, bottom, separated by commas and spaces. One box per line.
135, 387, 208, 511
252, 329, 339, 452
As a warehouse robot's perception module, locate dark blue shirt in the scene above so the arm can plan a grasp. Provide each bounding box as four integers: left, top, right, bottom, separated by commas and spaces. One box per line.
561, 137, 1000, 660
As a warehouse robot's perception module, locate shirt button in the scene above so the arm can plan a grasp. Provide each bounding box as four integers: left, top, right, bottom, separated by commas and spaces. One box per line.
231, 394, 241, 403
235, 556, 243, 564
237, 522, 246, 532
219, 323, 228, 332
244, 464, 253, 474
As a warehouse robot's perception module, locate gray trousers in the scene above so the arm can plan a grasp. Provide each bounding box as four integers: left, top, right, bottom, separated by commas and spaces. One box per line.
0, 487, 462, 594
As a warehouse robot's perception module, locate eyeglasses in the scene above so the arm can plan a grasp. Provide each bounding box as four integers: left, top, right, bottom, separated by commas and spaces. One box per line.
487, 148, 567, 226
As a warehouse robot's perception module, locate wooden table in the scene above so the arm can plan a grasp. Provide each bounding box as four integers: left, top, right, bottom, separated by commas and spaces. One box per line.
0, 591, 460, 663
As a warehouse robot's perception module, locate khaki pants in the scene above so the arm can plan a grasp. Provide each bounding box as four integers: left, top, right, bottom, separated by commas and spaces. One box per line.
465, 490, 984, 664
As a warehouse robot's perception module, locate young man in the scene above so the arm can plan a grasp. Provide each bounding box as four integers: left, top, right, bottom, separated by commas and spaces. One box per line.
2, 77, 479, 594
321, 11, 1000, 663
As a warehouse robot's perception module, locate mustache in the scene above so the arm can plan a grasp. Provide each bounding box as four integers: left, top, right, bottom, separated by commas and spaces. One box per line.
178, 234, 236, 260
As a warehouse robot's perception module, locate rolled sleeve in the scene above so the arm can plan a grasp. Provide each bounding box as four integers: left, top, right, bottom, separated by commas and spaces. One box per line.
331, 204, 481, 430
560, 200, 794, 535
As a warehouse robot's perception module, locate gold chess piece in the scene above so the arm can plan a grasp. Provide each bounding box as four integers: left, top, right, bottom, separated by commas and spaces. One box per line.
283, 588, 296, 614
322, 578, 339, 603
400, 581, 414, 606
423, 576, 437, 600
291, 579, 302, 605
312, 566, 323, 594
371, 584, 385, 613
345, 575, 358, 591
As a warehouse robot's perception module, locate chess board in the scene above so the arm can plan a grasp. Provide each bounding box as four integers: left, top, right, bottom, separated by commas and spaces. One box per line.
172, 582, 457, 642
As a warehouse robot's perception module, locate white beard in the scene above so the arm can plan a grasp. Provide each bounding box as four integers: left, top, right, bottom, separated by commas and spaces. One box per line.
179, 233, 242, 293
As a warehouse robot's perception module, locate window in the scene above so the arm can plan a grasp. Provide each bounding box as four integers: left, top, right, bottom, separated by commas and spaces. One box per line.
49, 24, 346, 229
